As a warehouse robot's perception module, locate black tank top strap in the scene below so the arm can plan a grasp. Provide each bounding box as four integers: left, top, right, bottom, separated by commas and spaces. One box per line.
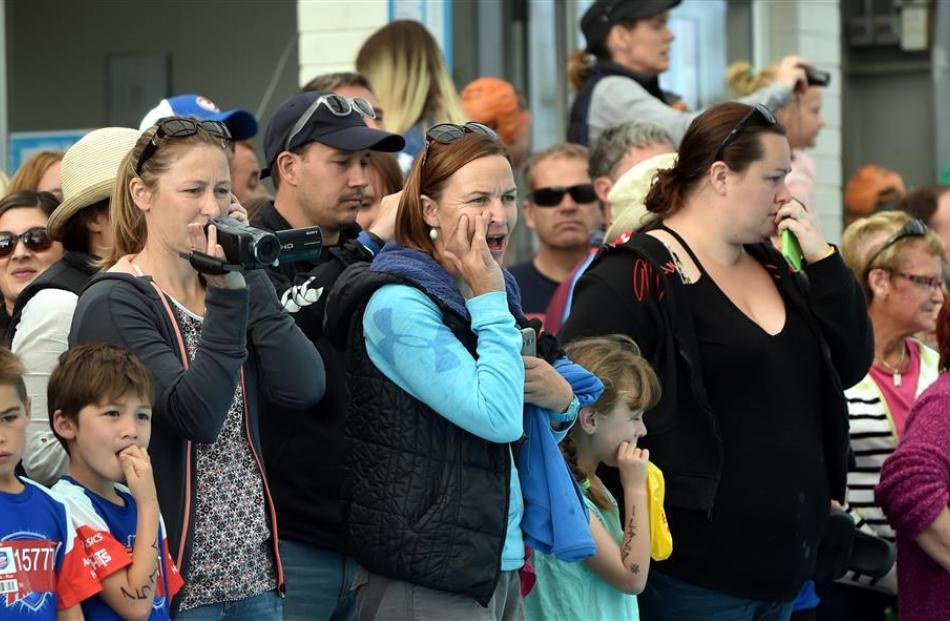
657, 223, 709, 277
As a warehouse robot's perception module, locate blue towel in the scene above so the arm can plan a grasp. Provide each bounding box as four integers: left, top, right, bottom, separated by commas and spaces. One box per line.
518, 358, 603, 562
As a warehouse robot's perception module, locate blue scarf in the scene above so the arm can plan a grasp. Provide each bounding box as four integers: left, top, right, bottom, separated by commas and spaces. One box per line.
371, 242, 524, 320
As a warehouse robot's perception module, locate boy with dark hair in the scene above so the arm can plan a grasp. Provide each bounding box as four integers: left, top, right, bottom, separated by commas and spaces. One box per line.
0, 347, 97, 620
50, 343, 183, 620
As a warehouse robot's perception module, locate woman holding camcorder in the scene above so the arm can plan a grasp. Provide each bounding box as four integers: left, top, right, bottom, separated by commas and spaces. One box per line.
70, 117, 325, 620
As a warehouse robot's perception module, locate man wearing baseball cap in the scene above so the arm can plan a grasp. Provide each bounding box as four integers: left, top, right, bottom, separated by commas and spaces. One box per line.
10, 127, 140, 486
251, 90, 403, 621
139, 93, 269, 203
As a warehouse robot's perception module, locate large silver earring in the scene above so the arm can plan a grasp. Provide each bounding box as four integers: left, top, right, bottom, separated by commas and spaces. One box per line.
429, 228, 439, 241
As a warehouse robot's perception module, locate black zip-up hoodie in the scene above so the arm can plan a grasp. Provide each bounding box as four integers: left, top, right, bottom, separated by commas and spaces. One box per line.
69, 261, 325, 614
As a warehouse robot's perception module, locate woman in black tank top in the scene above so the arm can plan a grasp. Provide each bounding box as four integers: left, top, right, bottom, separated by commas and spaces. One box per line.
561, 103, 873, 620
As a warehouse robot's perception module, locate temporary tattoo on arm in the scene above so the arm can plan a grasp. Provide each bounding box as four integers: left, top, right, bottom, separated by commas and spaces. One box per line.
620, 506, 637, 564
120, 586, 151, 600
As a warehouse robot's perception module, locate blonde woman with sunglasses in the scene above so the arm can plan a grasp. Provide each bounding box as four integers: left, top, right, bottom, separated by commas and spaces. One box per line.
829, 212, 946, 619
69, 117, 325, 620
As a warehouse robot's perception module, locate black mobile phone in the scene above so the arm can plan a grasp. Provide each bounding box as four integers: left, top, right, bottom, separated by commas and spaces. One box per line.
520, 327, 537, 357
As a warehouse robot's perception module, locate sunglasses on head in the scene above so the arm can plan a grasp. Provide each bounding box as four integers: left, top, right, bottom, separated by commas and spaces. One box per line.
714, 104, 778, 162
530, 184, 598, 207
285, 95, 377, 150
419, 122, 499, 171
863, 218, 929, 278
0, 227, 53, 258
136, 117, 232, 174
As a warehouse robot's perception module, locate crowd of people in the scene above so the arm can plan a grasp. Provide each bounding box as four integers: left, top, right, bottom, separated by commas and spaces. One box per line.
1, 1, 949, 620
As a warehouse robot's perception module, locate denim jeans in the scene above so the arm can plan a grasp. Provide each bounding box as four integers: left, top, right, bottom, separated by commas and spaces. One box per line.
173, 590, 281, 620
280, 539, 357, 621
638, 570, 794, 621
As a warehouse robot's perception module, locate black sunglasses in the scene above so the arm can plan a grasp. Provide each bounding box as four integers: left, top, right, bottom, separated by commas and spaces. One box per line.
136, 117, 232, 174
0, 227, 53, 258
530, 184, 598, 207
863, 218, 929, 278
419, 122, 499, 171
284, 95, 377, 150
714, 104, 778, 161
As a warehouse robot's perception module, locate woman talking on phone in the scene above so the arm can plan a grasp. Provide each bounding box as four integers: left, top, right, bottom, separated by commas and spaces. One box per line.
69, 118, 325, 619
562, 102, 873, 620
325, 124, 595, 620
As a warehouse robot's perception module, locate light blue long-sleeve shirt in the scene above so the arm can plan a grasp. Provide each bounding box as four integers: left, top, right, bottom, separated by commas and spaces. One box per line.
363, 284, 527, 570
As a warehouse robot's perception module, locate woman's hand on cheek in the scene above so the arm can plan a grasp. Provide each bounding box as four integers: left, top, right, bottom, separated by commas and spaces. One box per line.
443, 213, 504, 298
523, 355, 574, 412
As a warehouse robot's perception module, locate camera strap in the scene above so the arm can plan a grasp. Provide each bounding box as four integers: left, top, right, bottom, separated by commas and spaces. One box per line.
179, 251, 243, 275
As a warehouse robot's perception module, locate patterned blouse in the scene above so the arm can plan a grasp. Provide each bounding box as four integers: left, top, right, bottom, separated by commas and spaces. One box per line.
172, 300, 277, 611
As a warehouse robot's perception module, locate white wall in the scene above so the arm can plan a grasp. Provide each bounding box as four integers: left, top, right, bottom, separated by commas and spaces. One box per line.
297, 1, 388, 87
754, 0, 843, 242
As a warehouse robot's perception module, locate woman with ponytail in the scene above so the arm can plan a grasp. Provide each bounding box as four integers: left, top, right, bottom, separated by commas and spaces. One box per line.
562, 102, 873, 620
525, 334, 661, 621
567, 0, 808, 149
68, 119, 325, 619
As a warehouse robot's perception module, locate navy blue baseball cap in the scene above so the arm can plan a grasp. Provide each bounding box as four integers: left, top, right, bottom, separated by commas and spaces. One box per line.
139, 94, 258, 141
581, 0, 681, 51
262, 91, 405, 178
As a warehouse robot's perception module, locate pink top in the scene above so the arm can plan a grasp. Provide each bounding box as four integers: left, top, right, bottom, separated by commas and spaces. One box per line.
786, 150, 817, 208
869, 338, 922, 436
876, 373, 950, 621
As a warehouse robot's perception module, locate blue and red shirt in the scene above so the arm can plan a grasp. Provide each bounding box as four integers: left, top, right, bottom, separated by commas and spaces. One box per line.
0, 477, 100, 619
52, 477, 184, 620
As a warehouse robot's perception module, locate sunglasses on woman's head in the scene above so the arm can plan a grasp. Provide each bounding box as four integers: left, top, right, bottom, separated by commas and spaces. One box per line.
862, 218, 929, 277
419, 122, 500, 171
530, 184, 598, 207
714, 104, 778, 162
0, 227, 53, 258
135, 117, 233, 174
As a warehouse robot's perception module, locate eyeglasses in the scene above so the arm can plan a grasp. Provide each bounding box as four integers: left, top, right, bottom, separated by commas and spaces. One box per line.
863, 218, 929, 278
530, 184, 598, 207
892, 272, 943, 291
714, 104, 778, 161
284, 95, 377, 150
419, 122, 499, 171
0, 227, 53, 258
136, 117, 232, 174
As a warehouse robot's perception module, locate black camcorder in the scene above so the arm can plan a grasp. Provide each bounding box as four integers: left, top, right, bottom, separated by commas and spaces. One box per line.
804, 65, 831, 88
207, 218, 322, 270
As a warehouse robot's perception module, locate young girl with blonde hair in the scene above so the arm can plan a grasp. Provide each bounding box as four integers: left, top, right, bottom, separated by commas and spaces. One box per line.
525, 334, 662, 620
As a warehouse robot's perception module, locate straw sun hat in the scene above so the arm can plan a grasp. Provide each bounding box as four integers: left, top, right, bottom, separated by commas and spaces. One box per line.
47, 127, 141, 241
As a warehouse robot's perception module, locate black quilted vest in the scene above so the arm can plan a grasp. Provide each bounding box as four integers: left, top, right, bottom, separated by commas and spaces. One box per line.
339, 267, 511, 607
5, 251, 97, 346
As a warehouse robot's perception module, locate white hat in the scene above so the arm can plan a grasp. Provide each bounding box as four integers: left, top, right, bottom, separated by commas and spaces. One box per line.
47, 127, 141, 241
605, 152, 678, 244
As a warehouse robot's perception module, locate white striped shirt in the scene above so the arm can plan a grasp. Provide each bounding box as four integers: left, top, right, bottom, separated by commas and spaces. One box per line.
840, 339, 939, 593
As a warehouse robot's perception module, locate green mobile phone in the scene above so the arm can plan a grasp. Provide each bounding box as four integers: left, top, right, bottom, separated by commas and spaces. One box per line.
782, 229, 803, 272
